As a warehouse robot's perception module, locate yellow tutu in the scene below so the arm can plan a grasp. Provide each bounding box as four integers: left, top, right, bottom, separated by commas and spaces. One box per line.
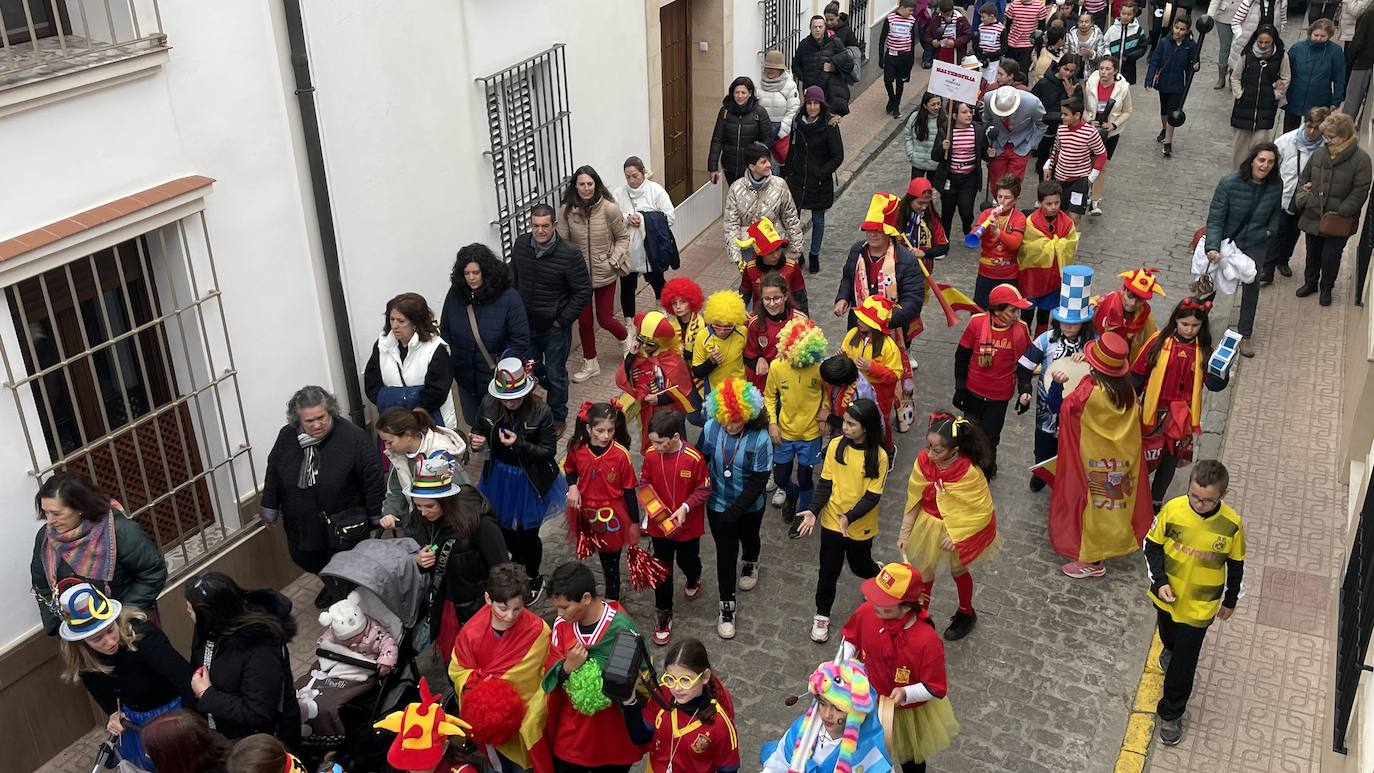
903, 510, 1002, 579
884, 696, 960, 764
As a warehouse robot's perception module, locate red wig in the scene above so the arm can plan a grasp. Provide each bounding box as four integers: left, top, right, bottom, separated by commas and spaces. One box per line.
461, 676, 527, 747
660, 277, 705, 314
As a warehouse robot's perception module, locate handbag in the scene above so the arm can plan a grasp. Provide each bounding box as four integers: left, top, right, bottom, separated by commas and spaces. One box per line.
322, 505, 371, 551
465, 305, 497, 370
772, 133, 791, 164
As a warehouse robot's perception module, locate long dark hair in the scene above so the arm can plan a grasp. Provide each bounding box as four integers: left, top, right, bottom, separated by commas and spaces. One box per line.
1049, 317, 1098, 344
568, 402, 632, 454
913, 92, 940, 142
928, 412, 992, 471
792, 90, 833, 129
35, 472, 111, 522
1094, 370, 1136, 409
1146, 297, 1215, 371
426, 487, 480, 541
561, 165, 614, 220
451, 242, 511, 302
663, 637, 724, 721
748, 274, 796, 339
1238, 141, 1281, 181
838, 398, 884, 478
185, 571, 290, 644
143, 709, 232, 773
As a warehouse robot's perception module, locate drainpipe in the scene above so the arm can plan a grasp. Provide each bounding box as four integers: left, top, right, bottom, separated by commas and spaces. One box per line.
281, 0, 367, 428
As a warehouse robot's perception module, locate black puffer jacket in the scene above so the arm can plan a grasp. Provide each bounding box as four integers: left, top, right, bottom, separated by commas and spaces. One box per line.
261, 418, 384, 553
783, 108, 845, 210
192, 590, 300, 745
708, 96, 774, 181
31, 511, 167, 635
509, 233, 592, 334
472, 394, 560, 497
1230, 48, 1285, 131
793, 35, 853, 115
440, 280, 530, 397
403, 485, 508, 624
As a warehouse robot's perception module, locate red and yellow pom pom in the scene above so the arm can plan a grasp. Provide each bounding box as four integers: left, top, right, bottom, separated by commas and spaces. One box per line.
627, 545, 670, 591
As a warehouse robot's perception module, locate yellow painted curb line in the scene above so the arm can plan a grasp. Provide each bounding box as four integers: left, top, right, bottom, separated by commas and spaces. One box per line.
1116, 630, 1166, 770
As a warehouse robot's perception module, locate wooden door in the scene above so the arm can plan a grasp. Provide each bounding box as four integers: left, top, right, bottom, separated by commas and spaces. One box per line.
660, 0, 692, 203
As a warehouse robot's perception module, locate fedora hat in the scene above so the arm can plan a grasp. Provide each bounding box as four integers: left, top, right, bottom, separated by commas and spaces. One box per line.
989, 85, 1022, 117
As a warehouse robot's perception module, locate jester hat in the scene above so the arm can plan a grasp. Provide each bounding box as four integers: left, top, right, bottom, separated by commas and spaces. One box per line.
735, 217, 788, 258
703, 289, 747, 328
374, 677, 472, 771
705, 378, 765, 425
1120, 268, 1165, 300
634, 310, 681, 352
777, 317, 828, 368
806, 660, 878, 773
860, 193, 901, 237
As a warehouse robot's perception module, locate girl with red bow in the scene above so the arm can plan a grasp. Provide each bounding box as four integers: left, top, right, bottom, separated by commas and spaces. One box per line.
564, 401, 640, 601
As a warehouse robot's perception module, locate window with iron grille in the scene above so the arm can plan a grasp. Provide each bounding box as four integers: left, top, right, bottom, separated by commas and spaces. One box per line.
1335, 474, 1374, 753
850, 0, 870, 59
0, 213, 258, 576
762, 0, 806, 67
478, 44, 574, 257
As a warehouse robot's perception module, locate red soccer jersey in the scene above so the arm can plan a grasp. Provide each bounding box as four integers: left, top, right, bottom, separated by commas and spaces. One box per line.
840, 602, 948, 706
643, 687, 740, 773
959, 313, 1031, 401
640, 444, 711, 540
744, 309, 805, 391
1132, 335, 1200, 405
544, 602, 645, 766
976, 207, 1026, 280
739, 259, 806, 307
564, 442, 637, 551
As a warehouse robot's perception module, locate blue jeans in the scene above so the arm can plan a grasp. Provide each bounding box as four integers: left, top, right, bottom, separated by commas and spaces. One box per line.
529, 324, 572, 421
809, 208, 828, 257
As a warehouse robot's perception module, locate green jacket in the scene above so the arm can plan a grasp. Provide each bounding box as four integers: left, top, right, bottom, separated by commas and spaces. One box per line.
1205, 171, 1283, 255
31, 512, 167, 635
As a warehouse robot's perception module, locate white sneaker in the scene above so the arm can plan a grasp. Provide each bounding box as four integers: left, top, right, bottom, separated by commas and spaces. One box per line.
1088, 199, 1103, 216
810, 615, 830, 643
570, 357, 600, 383
771, 488, 787, 507
739, 562, 759, 591
718, 601, 737, 639
766, 478, 778, 493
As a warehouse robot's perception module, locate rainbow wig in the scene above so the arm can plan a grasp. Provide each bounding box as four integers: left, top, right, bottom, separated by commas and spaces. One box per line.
703, 290, 747, 327
660, 277, 705, 314
777, 318, 828, 369
705, 378, 764, 425
805, 660, 877, 773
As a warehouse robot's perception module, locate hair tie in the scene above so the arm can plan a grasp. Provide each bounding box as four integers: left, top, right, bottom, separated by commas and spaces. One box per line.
1181, 297, 1212, 312
577, 401, 595, 422
951, 416, 972, 436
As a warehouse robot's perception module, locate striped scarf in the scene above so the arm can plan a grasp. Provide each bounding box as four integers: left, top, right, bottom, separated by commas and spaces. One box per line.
43, 508, 117, 590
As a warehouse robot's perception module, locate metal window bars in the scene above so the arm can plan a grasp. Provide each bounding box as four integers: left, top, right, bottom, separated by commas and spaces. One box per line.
0, 0, 167, 87
850, 0, 870, 60
761, 0, 805, 67
477, 43, 574, 258
0, 212, 259, 577
1334, 474, 1374, 754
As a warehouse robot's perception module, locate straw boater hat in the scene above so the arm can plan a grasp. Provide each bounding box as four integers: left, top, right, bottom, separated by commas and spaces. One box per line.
989, 85, 1022, 117
57, 580, 122, 642
861, 562, 927, 606
1084, 332, 1131, 377
960, 54, 983, 68
488, 356, 535, 399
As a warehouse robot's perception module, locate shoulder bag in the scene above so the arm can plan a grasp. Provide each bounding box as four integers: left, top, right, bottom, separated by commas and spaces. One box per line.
465, 305, 497, 370
1318, 159, 1359, 237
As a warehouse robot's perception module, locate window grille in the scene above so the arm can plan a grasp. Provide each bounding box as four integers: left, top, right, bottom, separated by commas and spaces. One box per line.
762, 0, 806, 67
478, 44, 574, 257
0, 212, 258, 575
850, 0, 870, 59
1334, 474, 1374, 753
1, 0, 167, 87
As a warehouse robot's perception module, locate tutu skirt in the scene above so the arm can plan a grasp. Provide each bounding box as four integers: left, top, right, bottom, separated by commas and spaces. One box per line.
903, 510, 1001, 578
119, 697, 182, 770
886, 697, 959, 764
480, 460, 567, 530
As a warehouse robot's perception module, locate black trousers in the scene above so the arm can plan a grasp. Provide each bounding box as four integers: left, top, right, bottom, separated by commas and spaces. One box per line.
901, 763, 927, 773
1035, 133, 1056, 181
884, 51, 916, 104
501, 526, 544, 582
287, 541, 335, 575
598, 550, 623, 602
815, 527, 879, 617
1008, 45, 1033, 73
651, 536, 702, 611
940, 171, 980, 237
962, 392, 1010, 471
620, 271, 665, 318
1304, 233, 1350, 292
1268, 210, 1301, 269
1151, 451, 1178, 506
1034, 426, 1058, 464
707, 507, 764, 602
553, 760, 631, 773
1156, 607, 1211, 721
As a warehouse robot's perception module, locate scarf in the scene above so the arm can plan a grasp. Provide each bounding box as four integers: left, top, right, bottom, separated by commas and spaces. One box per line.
1329, 134, 1357, 160
1252, 41, 1274, 58
1297, 129, 1324, 152
533, 233, 558, 258
760, 72, 788, 92
43, 508, 117, 590
853, 244, 897, 308
1141, 334, 1203, 433
746, 168, 769, 190
297, 428, 329, 488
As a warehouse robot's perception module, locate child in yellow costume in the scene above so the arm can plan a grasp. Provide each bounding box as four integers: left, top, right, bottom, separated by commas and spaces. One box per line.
840, 295, 906, 453
765, 317, 829, 538
692, 290, 748, 396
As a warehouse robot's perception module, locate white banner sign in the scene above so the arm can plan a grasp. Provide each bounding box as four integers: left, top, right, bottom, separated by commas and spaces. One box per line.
927, 59, 981, 104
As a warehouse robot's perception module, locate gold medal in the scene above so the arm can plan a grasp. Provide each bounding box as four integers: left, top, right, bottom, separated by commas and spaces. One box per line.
894, 666, 911, 685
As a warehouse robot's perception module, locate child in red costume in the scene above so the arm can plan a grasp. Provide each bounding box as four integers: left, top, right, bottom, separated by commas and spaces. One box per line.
744, 273, 808, 392
737, 216, 809, 315
840, 562, 959, 773
1094, 267, 1162, 361
972, 176, 1028, 310
840, 296, 906, 453
564, 402, 640, 601
618, 310, 695, 450
541, 562, 646, 773
640, 410, 712, 646
953, 284, 1032, 479
1016, 180, 1079, 334
629, 638, 740, 773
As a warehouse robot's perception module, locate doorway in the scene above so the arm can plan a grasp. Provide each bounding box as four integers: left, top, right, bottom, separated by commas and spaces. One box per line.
660, 0, 692, 203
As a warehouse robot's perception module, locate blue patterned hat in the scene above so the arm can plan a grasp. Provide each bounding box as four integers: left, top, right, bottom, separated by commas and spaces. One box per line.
1053, 265, 1095, 324
57, 581, 122, 642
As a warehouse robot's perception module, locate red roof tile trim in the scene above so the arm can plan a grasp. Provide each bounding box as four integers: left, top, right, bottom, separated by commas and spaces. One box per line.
0, 175, 216, 263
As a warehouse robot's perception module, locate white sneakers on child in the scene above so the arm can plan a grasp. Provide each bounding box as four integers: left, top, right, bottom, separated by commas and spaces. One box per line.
718, 601, 737, 639
810, 615, 830, 643
738, 562, 758, 591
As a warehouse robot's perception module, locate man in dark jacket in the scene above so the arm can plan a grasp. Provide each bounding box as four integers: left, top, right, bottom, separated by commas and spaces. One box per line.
795, 16, 854, 115
509, 204, 593, 427
260, 385, 383, 605
834, 193, 926, 339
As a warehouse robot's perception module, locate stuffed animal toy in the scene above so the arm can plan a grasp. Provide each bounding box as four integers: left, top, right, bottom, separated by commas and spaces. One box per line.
316, 591, 398, 679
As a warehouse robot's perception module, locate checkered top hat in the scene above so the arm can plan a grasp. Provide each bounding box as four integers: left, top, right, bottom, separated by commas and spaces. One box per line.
1053, 265, 1095, 324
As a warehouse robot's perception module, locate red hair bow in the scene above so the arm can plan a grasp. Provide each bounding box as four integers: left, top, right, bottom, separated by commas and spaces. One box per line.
577, 400, 595, 422
1181, 297, 1213, 312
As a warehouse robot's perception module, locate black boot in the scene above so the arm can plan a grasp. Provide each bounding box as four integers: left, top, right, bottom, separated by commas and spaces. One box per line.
1320, 289, 1333, 306
781, 492, 798, 524
943, 610, 977, 641
1296, 282, 1318, 298
1029, 475, 1046, 492
1258, 268, 1274, 286
808, 254, 820, 274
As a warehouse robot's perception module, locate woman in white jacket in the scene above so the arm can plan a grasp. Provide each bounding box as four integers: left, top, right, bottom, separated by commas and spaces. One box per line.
363, 292, 458, 428
1263, 105, 1331, 283
758, 50, 801, 153
1207, 0, 1242, 88
1083, 56, 1133, 215
375, 406, 469, 528
613, 155, 678, 320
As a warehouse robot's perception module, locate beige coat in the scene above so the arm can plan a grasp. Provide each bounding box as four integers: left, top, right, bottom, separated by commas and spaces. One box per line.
557, 198, 630, 289
1084, 71, 1133, 137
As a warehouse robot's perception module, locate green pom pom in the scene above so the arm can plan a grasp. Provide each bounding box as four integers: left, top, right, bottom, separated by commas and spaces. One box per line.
566, 659, 612, 716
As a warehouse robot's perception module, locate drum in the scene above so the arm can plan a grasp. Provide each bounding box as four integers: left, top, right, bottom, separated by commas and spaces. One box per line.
1041, 356, 1092, 394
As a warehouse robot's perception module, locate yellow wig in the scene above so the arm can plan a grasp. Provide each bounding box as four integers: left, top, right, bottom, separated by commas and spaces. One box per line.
703, 289, 747, 327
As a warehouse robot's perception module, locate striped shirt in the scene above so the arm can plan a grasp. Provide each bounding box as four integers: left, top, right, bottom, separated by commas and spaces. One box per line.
978, 22, 1005, 55
884, 11, 918, 53
1052, 120, 1108, 180
1005, 0, 1050, 48
950, 126, 977, 175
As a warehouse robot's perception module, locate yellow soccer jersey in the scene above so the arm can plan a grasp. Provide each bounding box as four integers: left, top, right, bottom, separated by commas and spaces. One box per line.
765, 359, 823, 441
818, 439, 889, 540
1146, 496, 1246, 627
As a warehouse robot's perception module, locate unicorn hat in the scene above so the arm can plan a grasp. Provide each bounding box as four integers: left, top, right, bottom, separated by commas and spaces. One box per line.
806, 660, 878, 773
777, 317, 828, 368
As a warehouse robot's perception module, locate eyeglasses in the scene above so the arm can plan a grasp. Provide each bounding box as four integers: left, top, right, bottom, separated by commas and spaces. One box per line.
659, 671, 706, 690
1187, 492, 1220, 508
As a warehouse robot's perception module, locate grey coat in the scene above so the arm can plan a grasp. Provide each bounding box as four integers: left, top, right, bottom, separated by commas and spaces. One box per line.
1294, 143, 1374, 235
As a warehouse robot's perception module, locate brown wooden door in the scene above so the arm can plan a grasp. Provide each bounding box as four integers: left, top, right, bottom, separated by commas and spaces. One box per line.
660, 0, 692, 203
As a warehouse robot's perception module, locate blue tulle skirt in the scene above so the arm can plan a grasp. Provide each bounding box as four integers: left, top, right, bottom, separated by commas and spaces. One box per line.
119, 697, 181, 770
480, 460, 567, 530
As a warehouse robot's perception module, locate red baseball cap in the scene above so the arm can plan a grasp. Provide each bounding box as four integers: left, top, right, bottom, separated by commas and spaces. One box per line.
906, 177, 934, 198
989, 283, 1032, 309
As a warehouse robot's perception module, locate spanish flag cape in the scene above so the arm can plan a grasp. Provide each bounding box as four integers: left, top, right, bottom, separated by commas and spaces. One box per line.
1017, 210, 1079, 299
903, 452, 998, 566
1093, 291, 1157, 362
1048, 375, 1154, 564
450, 606, 553, 773
616, 349, 694, 443
1136, 332, 1203, 434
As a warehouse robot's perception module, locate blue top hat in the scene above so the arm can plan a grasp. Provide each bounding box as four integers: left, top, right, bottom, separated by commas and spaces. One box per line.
57, 581, 122, 642
1052, 265, 1095, 324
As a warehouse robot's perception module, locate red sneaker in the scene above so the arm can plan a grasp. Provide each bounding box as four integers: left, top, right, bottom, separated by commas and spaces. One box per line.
653, 610, 672, 646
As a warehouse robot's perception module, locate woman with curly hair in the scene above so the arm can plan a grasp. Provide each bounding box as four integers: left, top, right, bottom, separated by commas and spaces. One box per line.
440, 243, 531, 426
